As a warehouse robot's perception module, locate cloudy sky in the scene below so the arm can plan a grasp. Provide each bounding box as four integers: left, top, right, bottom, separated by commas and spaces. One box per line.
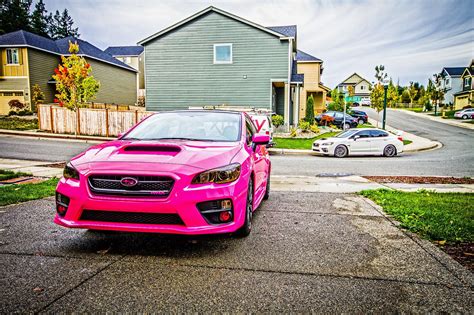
45, 0, 473, 87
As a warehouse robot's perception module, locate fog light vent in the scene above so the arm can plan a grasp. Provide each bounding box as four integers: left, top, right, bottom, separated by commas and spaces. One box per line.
197, 199, 233, 224
56, 192, 70, 217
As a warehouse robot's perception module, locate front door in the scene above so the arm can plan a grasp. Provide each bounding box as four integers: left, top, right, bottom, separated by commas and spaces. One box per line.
350, 130, 372, 154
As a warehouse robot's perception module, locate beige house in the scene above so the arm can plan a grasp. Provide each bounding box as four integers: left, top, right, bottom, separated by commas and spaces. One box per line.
104, 46, 145, 98
294, 50, 330, 121
453, 60, 473, 110
0, 30, 137, 115
337, 73, 372, 105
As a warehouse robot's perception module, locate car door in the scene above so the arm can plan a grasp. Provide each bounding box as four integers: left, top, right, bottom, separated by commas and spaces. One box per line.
369, 130, 390, 153
334, 112, 344, 127
245, 117, 266, 195
350, 130, 372, 154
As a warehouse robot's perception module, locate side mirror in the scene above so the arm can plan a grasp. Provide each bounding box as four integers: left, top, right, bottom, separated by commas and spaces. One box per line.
252, 134, 270, 145
117, 132, 124, 139
353, 135, 360, 141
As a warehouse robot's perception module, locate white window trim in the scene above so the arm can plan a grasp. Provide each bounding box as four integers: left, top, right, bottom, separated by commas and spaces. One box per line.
213, 43, 233, 64
6, 48, 20, 65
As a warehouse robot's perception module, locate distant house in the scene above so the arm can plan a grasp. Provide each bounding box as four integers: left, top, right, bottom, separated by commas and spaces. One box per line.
138, 6, 327, 128
295, 50, 331, 116
453, 60, 473, 110
104, 46, 145, 98
440, 67, 465, 105
337, 73, 372, 105
0, 30, 137, 115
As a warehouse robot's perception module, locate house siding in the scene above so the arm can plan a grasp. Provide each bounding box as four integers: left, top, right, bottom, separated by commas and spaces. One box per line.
144, 11, 289, 111
86, 59, 137, 105
28, 48, 59, 104
443, 77, 462, 105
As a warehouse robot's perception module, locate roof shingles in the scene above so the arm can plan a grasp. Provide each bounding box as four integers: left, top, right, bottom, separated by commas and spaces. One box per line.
104, 46, 144, 56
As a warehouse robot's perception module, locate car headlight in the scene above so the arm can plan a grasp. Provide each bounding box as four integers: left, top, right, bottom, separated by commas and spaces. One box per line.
322, 142, 334, 146
192, 163, 241, 184
63, 162, 80, 180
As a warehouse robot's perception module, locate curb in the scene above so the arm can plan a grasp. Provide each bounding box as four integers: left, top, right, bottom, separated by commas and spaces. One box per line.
0, 129, 112, 143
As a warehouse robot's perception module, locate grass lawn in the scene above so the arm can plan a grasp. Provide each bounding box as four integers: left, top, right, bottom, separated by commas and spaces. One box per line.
429, 110, 456, 119
273, 132, 339, 150
401, 107, 424, 113
0, 169, 32, 181
0, 117, 38, 130
0, 178, 59, 206
360, 189, 474, 243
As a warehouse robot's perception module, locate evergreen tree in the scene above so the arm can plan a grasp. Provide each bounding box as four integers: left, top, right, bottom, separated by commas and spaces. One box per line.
49, 8, 79, 39
0, 0, 32, 35
305, 95, 315, 123
31, 0, 51, 37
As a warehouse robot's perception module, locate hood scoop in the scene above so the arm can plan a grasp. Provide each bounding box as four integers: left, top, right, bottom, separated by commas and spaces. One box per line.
121, 144, 181, 156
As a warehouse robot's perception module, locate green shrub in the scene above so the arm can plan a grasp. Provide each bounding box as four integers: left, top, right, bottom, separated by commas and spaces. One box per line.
298, 120, 310, 131
305, 95, 315, 123
17, 110, 33, 116
290, 127, 297, 138
272, 114, 284, 128
310, 124, 320, 134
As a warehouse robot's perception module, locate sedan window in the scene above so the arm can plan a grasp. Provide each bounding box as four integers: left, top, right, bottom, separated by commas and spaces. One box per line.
370, 130, 389, 137
354, 130, 371, 138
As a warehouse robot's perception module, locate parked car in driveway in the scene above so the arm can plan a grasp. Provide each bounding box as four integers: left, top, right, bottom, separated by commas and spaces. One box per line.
454, 108, 474, 119
312, 128, 404, 158
315, 111, 358, 129
55, 110, 271, 237
349, 109, 368, 124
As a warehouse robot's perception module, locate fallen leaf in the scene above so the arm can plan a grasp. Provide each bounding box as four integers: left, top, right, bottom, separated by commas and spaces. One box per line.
33, 287, 44, 293
96, 247, 111, 255
463, 252, 474, 256
438, 240, 446, 245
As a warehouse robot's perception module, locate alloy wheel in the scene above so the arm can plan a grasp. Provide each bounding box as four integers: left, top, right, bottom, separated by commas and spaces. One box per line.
334, 145, 347, 158
384, 145, 396, 157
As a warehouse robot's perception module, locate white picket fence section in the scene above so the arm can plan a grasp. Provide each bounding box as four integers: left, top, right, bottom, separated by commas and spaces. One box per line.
38, 104, 152, 137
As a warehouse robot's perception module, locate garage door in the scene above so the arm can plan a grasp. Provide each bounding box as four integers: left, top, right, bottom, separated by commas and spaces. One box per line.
0, 91, 25, 115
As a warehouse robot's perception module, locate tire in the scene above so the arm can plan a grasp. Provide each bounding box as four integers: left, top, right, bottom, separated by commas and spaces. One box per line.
263, 174, 270, 200
344, 123, 350, 130
334, 145, 348, 158
358, 119, 364, 125
383, 144, 397, 157
236, 178, 254, 237
462, 115, 468, 119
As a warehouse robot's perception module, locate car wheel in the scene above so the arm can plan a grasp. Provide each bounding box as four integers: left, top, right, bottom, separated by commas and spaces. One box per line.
358, 119, 364, 125
462, 114, 468, 119
263, 174, 270, 200
383, 144, 397, 157
344, 123, 350, 130
236, 178, 254, 237
334, 145, 348, 158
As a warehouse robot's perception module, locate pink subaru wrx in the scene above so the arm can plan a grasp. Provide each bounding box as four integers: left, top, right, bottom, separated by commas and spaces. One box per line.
54, 110, 271, 236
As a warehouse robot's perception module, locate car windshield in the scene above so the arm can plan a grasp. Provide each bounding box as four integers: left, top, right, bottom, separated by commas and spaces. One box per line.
335, 130, 359, 138
122, 111, 242, 141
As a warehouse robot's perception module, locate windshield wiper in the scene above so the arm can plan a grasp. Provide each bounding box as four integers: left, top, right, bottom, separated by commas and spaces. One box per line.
121, 137, 142, 141
144, 137, 207, 141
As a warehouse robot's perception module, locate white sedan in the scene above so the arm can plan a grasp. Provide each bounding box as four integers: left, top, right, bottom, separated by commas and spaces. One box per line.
312, 128, 404, 158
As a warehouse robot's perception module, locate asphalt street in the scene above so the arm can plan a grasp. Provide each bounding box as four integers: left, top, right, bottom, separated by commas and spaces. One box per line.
0, 108, 472, 176
1, 192, 472, 312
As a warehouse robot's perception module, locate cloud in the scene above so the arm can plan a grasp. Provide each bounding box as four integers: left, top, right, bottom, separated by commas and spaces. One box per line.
45, 0, 474, 87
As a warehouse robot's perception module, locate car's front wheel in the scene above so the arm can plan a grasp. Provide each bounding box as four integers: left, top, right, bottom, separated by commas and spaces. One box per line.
358, 119, 365, 125
383, 144, 397, 157
236, 178, 254, 237
462, 114, 468, 119
334, 145, 348, 158
344, 122, 350, 130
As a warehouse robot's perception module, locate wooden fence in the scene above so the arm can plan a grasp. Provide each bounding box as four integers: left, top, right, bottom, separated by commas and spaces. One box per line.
38, 104, 152, 137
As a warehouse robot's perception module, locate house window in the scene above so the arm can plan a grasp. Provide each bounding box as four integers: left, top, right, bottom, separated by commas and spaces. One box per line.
360, 86, 364, 90
464, 77, 471, 87
214, 44, 232, 64
6, 48, 20, 64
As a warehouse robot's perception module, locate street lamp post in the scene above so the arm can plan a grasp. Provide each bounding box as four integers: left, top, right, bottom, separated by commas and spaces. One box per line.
382, 78, 389, 130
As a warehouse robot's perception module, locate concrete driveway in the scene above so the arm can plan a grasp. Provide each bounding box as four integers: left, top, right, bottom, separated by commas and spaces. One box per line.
0, 190, 472, 312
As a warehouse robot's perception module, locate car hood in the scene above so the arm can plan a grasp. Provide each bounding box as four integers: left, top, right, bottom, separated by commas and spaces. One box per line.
70, 139, 242, 172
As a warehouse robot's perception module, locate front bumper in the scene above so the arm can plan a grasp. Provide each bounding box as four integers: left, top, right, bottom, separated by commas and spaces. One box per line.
312, 142, 335, 154
54, 171, 248, 235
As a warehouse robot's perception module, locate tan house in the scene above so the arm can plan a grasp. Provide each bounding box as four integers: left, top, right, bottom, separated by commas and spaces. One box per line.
294, 50, 330, 120
104, 46, 145, 98
453, 60, 473, 110
0, 30, 137, 115
337, 73, 372, 105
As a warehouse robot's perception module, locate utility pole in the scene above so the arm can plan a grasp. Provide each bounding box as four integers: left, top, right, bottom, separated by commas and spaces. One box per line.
382, 78, 389, 130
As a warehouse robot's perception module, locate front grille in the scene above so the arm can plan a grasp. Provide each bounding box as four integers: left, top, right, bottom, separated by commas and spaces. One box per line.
88, 175, 174, 197
80, 210, 184, 225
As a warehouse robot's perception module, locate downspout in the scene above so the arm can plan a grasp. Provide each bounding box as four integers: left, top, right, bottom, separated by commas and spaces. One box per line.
286, 39, 293, 131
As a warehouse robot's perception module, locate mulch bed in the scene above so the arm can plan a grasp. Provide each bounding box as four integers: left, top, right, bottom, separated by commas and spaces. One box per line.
363, 176, 474, 185
0, 176, 43, 185
439, 242, 474, 271
40, 162, 66, 169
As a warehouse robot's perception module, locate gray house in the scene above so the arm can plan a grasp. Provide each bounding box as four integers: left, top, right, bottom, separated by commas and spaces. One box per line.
139, 6, 306, 128
440, 67, 465, 105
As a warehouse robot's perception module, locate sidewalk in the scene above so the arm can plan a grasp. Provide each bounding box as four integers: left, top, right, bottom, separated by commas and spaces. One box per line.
391, 108, 474, 130
0, 158, 63, 177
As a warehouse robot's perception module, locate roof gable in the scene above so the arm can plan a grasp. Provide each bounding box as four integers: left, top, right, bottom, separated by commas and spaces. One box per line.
0, 30, 135, 72
340, 73, 366, 85
442, 67, 466, 77
138, 6, 292, 45
104, 46, 144, 56
296, 49, 322, 62
462, 67, 472, 77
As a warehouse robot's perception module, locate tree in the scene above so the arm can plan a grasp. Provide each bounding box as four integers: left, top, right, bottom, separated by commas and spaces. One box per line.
0, 0, 32, 35
386, 80, 400, 108
407, 81, 419, 106
431, 74, 445, 112
346, 85, 354, 107
49, 9, 79, 39
371, 65, 389, 126
31, 83, 45, 111
53, 41, 100, 112
327, 88, 344, 112
305, 95, 315, 123
30, 0, 51, 37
